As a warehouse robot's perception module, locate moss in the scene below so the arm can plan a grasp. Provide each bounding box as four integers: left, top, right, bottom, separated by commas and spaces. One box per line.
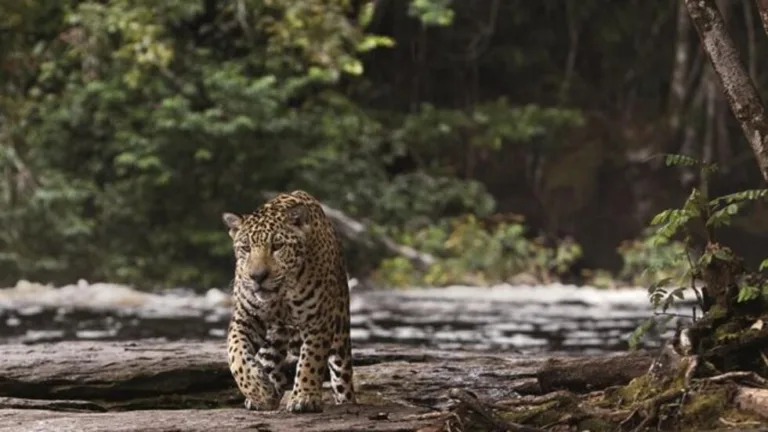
603, 370, 764, 432
611, 359, 690, 407
614, 374, 656, 405
494, 373, 764, 432
576, 417, 617, 432
679, 386, 731, 430
497, 397, 616, 432
714, 320, 744, 343
498, 401, 562, 425
708, 305, 728, 320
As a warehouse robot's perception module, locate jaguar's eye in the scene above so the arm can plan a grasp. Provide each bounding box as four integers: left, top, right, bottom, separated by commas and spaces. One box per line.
240, 244, 251, 254
271, 239, 284, 252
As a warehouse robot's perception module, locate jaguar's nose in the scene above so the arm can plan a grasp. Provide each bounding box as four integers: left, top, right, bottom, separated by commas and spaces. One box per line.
249, 268, 269, 285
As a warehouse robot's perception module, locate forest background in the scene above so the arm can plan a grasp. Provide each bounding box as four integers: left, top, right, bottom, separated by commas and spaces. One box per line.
2, 0, 767, 291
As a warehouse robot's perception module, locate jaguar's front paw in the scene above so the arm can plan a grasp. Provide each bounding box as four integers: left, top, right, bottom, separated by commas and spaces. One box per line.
285, 391, 323, 413
243, 397, 280, 411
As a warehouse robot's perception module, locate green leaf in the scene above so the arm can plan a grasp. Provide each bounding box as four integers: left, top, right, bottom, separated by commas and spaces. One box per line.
341, 58, 364, 76
628, 318, 655, 351
357, 35, 396, 52
647, 276, 673, 294
712, 248, 733, 262
194, 148, 213, 161
709, 189, 768, 206
407, 0, 455, 26
737, 285, 761, 303
650, 209, 676, 226
664, 153, 700, 167
358, 1, 376, 27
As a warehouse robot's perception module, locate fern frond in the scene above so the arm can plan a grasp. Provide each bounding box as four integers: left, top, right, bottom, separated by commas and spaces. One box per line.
700, 162, 720, 177
664, 154, 701, 167
651, 214, 693, 242
737, 285, 761, 303
650, 208, 694, 227
709, 189, 768, 206
706, 203, 743, 228
682, 188, 705, 216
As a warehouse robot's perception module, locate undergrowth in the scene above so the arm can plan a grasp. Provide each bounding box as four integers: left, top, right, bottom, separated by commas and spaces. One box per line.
373, 214, 583, 287
629, 153, 768, 349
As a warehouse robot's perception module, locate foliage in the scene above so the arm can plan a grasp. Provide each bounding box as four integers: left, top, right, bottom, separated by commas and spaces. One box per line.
3, 1, 767, 291
0, 0, 592, 289
629, 154, 768, 349
407, 0, 455, 27
617, 228, 688, 287
374, 214, 583, 288
391, 100, 584, 158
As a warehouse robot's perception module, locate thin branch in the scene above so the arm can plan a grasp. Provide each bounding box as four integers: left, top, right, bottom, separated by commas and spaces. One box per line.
448, 388, 543, 432
697, 370, 768, 388
669, 0, 692, 131
560, 0, 582, 103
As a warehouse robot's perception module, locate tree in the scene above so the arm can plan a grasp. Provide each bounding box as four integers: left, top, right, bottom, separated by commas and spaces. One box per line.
611, 1, 768, 428
685, 0, 768, 182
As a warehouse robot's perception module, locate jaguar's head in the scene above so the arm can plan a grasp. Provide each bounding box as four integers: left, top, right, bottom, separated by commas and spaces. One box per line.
222, 202, 310, 294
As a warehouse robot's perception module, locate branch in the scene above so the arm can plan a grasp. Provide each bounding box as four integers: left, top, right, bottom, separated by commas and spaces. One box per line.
316, 199, 436, 268
261, 191, 436, 270
448, 389, 543, 432
669, 0, 692, 131
697, 371, 768, 388
685, 0, 768, 183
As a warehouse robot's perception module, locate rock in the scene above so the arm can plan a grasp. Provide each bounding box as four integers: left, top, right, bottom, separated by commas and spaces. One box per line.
0, 404, 432, 432
0, 340, 654, 431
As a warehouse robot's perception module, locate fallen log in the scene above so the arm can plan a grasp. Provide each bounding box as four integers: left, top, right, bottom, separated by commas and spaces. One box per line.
536, 351, 654, 393
0, 341, 532, 410
261, 190, 436, 273
0, 340, 656, 431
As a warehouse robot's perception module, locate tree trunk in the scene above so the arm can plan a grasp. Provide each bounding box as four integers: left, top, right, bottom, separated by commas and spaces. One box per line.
756, 0, 768, 35
685, 0, 768, 183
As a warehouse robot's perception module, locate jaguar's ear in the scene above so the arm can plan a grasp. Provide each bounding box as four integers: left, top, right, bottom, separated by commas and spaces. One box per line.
286, 203, 309, 228
222, 212, 242, 239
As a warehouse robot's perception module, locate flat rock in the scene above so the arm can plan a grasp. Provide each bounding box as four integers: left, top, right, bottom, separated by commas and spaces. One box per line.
0, 340, 654, 431
0, 404, 434, 432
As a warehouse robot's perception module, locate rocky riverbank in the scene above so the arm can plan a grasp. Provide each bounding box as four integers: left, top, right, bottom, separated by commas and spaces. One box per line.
0, 280, 699, 353
0, 339, 655, 432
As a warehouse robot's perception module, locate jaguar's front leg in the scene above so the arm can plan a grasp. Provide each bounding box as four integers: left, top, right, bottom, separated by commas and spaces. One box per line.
258, 324, 291, 397
227, 312, 281, 411
285, 328, 331, 413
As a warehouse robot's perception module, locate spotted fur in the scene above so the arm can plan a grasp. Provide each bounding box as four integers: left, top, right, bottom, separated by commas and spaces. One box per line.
222, 190, 355, 413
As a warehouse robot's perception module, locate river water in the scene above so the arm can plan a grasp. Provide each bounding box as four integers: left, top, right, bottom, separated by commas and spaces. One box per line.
0, 280, 698, 354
